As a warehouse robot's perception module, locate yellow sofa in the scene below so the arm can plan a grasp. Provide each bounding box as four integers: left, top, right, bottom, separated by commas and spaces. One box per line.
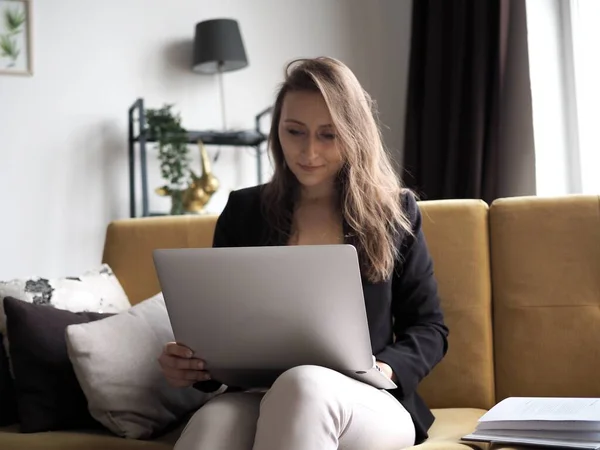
1, 194, 598, 450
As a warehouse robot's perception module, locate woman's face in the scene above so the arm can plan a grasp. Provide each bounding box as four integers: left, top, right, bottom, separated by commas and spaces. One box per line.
278, 91, 344, 194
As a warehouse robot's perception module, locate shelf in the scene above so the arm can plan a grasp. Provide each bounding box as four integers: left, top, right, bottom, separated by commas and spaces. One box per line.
128, 97, 272, 218
147, 210, 215, 217
133, 129, 268, 147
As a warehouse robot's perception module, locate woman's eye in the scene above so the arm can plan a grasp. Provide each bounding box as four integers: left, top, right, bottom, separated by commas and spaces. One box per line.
287, 129, 303, 136
321, 133, 336, 140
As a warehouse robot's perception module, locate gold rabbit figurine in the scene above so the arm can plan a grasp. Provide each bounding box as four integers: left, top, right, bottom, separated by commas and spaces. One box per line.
155, 140, 219, 214
182, 140, 220, 213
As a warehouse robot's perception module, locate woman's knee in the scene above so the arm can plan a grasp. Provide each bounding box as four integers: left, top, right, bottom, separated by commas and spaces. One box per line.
175, 393, 262, 450
261, 365, 338, 409
276, 365, 337, 390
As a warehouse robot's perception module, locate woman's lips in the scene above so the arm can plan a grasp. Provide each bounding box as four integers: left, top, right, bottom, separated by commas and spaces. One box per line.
298, 164, 323, 172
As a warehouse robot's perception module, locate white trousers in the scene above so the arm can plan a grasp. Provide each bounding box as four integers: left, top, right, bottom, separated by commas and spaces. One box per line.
175, 365, 416, 450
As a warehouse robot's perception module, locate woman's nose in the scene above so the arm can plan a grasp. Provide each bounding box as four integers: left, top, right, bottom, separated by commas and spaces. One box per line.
303, 137, 319, 159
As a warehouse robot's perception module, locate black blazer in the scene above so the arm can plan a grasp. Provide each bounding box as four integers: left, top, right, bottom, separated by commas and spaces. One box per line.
194, 184, 449, 444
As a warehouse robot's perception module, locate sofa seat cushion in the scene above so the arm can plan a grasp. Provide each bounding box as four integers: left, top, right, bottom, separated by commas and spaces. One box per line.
410, 408, 488, 449
0, 423, 183, 450
0, 408, 486, 450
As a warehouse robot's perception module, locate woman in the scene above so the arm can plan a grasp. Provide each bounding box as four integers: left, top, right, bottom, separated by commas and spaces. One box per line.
159, 57, 448, 450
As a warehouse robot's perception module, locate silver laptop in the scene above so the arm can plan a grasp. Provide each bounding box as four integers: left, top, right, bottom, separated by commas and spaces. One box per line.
153, 244, 397, 391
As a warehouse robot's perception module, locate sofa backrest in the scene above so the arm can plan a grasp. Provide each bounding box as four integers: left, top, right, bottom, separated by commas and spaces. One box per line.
416, 200, 495, 410
102, 215, 218, 304
490, 195, 600, 401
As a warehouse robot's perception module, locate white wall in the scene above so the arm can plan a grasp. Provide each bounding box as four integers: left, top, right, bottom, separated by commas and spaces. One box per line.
0, 0, 412, 280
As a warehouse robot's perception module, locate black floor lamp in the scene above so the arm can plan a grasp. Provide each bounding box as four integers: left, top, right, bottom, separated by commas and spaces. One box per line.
193, 18, 249, 132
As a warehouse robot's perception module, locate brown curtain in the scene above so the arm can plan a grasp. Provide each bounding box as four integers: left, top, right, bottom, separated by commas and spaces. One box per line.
402, 0, 511, 204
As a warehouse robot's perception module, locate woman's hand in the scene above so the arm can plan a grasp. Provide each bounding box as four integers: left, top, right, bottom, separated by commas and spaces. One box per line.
376, 361, 396, 382
158, 342, 211, 388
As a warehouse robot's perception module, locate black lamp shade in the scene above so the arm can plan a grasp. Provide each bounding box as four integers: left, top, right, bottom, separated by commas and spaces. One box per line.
193, 18, 248, 74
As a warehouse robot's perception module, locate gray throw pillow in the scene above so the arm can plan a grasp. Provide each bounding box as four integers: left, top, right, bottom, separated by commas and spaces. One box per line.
65, 293, 221, 439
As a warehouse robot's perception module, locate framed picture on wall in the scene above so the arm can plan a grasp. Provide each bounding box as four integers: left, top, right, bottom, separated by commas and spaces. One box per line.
0, 0, 32, 76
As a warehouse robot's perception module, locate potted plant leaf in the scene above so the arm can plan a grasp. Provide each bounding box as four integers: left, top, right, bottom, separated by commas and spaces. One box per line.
0, 6, 26, 67
144, 104, 190, 215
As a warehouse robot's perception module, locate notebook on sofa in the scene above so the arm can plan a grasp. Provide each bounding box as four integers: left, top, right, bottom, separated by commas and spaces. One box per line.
462, 397, 600, 449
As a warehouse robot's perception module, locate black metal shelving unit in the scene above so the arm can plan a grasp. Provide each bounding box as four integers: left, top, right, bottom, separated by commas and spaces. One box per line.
127, 98, 272, 218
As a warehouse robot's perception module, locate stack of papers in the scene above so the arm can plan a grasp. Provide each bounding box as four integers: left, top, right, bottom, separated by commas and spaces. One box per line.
462, 397, 600, 449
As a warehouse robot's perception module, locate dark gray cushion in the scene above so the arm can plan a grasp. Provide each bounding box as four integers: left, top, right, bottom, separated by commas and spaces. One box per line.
0, 331, 17, 426
4, 296, 113, 432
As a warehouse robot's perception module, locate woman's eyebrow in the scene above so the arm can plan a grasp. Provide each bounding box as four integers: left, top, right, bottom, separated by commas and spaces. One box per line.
284, 119, 333, 127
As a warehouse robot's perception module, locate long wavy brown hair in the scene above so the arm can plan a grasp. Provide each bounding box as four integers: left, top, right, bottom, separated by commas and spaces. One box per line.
262, 57, 413, 283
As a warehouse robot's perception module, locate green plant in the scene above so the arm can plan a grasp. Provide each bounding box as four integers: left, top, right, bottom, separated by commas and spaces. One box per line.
4, 7, 25, 34
0, 34, 18, 63
0, 6, 25, 67
144, 104, 190, 214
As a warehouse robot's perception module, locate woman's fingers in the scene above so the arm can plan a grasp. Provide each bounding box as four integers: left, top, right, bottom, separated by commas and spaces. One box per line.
159, 342, 211, 388
165, 342, 194, 358
163, 343, 206, 369
160, 353, 205, 371
175, 357, 205, 370
162, 366, 210, 382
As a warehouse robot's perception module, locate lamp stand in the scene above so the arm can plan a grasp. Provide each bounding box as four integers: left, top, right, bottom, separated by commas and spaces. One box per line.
217, 61, 227, 130
214, 62, 227, 163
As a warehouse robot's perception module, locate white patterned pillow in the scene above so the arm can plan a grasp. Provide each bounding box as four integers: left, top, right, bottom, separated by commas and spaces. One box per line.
0, 264, 131, 351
